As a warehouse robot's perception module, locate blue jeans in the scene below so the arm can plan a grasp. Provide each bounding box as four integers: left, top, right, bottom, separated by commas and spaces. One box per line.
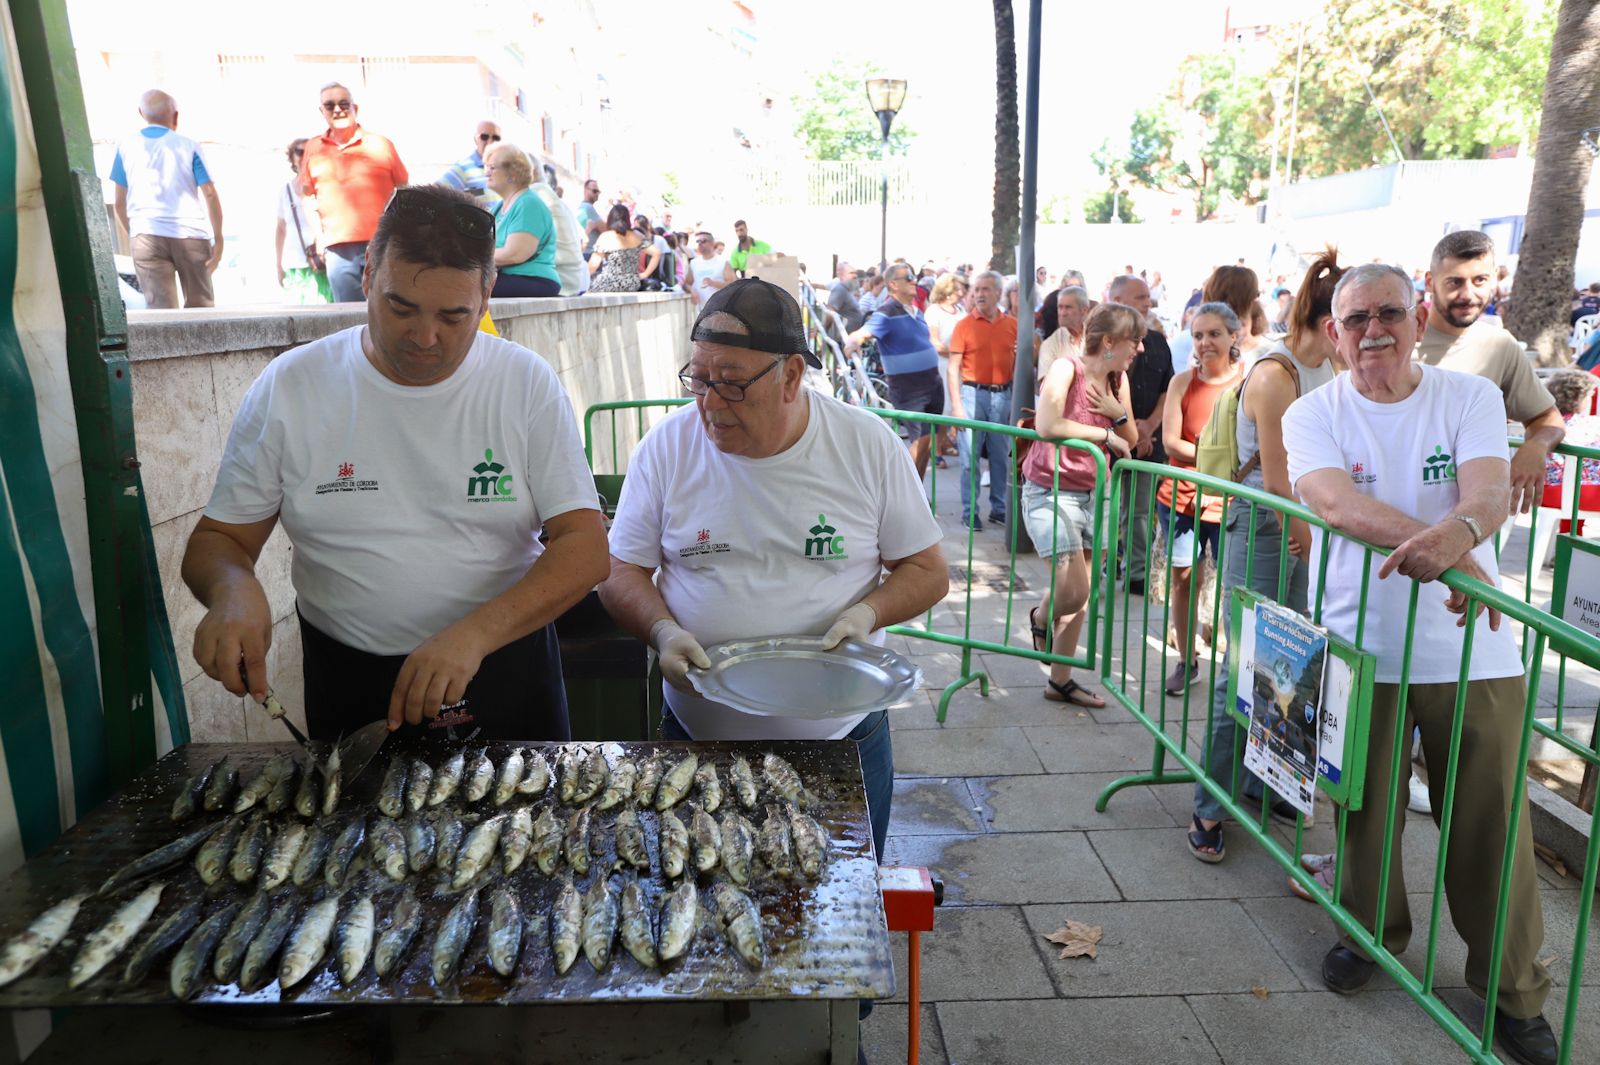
1194, 497, 1310, 823
658, 709, 893, 860
324, 241, 368, 302
956, 383, 1013, 520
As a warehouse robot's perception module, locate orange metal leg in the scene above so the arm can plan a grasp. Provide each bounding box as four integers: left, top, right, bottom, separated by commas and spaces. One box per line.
906, 929, 921, 1065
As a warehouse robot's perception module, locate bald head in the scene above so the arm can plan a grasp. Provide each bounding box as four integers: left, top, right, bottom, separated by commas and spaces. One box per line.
138, 90, 177, 128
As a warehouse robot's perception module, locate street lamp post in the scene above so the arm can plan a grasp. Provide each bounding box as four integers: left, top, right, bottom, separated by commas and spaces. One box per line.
865, 77, 907, 273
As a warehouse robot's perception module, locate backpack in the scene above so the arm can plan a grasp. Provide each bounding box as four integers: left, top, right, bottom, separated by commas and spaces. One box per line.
1194, 352, 1302, 482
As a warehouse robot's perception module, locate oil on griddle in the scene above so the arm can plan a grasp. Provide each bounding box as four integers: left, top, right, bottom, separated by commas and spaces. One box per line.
0, 741, 891, 1007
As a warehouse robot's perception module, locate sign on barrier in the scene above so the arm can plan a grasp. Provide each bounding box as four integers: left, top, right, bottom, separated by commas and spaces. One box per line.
1552, 535, 1600, 643
1226, 588, 1375, 812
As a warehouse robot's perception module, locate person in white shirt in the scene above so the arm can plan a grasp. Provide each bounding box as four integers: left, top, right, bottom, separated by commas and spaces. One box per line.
110, 89, 224, 308
1282, 262, 1554, 1064
685, 230, 734, 308
600, 278, 949, 861
183, 184, 609, 740
527, 152, 589, 296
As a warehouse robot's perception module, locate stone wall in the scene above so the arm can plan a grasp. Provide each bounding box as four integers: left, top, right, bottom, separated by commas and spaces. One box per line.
131, 293, 692, 742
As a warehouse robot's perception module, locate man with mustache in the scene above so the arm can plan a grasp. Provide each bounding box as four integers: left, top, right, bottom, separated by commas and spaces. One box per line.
1416, 230, 1563, 514
1283, 262, 1555, 1065
183, 184, 609, 741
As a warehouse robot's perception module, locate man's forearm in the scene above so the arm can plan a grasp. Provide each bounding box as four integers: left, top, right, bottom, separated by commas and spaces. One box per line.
181, 529, 263, 607
456, 519, 609, 651
597, 562, 675, 644
859, 554, 949, 630
1319, 494, 1430, 549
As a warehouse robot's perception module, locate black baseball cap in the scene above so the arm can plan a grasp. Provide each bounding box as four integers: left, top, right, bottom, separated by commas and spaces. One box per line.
691, 277, 821, 368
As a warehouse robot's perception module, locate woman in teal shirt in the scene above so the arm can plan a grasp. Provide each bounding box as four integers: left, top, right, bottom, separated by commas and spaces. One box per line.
485, 144, 560, 297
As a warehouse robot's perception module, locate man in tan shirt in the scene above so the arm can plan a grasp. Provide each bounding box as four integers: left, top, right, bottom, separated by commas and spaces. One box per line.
1416, 230, 1564, 513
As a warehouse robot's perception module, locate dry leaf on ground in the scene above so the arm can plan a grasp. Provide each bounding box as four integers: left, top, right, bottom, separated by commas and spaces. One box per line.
1252, 985, 1269, 1000
1044, 919, 1103, 960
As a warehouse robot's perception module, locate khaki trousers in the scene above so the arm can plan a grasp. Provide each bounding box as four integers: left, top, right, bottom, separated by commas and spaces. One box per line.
1340, 676, 1550, 1019
132, 234, 214, 308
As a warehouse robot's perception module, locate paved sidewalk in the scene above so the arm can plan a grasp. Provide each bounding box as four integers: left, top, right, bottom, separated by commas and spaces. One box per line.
860, 465, 1600, 1065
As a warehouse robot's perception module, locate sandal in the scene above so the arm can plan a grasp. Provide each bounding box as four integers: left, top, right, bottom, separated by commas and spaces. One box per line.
1044, 677, 1106, 708
1029, 607, 1049, 654
1288, 860, 1336, 902
1187, 816, 1225, 864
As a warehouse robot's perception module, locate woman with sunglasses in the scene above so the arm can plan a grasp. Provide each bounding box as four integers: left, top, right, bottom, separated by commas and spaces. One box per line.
587, 204, 660, 292
483, 144, 560, 298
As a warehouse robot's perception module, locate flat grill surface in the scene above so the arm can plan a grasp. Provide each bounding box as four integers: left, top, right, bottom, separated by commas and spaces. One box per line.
0, 740, 892, 1006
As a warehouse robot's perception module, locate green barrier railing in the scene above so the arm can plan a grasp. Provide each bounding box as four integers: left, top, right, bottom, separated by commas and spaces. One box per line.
581, 398, 1111, 721
1093, 459, 1600, 1065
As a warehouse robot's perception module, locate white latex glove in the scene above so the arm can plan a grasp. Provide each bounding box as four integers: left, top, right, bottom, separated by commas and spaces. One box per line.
821, 602, 878, 650
650, 618, 712, 693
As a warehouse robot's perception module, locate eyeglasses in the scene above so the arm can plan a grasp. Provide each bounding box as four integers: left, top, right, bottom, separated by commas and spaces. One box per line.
477, 133, 502, 143
320, 99, 354, 113
1336, 305, 1412, 331
383, 188, 496, 241
678, 358, 784, 402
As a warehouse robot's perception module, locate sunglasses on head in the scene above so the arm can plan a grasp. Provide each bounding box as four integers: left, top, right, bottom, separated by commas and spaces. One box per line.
321, 98, 353, 112
477, 132, 502, 143
383, 187, 495, 241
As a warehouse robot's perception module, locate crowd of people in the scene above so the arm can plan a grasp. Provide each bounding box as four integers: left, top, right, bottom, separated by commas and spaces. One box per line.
109, 83, 779, 309
809, 228, 1600, 1065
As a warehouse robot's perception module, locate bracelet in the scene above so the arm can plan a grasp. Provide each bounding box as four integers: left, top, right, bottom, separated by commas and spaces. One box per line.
1103, 427, 1111, 444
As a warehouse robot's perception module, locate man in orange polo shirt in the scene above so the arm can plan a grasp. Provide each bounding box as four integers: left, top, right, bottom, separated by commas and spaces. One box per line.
300, 81, 409, 302
947, 270, 1018, 530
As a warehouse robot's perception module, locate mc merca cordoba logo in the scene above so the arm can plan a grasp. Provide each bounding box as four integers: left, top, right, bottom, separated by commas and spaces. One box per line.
804, 513, 848, 561
467, 447, 517, 503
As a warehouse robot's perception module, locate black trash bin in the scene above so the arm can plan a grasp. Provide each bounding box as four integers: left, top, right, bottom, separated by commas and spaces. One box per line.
557, 590, 654, 741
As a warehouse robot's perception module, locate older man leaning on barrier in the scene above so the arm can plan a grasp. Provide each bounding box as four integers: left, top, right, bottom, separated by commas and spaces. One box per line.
1282, 262, 1555, 1065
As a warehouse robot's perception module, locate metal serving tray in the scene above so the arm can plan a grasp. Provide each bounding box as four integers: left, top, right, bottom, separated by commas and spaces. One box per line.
689, 637, 922, 720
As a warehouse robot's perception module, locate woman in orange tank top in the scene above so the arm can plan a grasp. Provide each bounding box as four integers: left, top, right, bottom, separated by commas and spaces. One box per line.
1156, 303, 1244, 696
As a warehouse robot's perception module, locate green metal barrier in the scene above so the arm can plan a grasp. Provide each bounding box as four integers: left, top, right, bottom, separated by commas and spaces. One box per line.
1093, 459, 1600, 1065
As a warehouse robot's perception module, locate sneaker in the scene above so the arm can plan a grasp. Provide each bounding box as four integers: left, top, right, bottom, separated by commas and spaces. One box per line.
962, 514, 984, 533
987, 510, 1006, 526
1164, 660, 1200, 696
1407, 772, 1431, 815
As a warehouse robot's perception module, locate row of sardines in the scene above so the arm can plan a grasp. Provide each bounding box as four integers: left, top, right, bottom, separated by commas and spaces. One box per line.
0, 747, 830, 1000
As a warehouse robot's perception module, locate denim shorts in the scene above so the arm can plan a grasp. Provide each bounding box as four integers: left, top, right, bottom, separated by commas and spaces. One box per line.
886, 368, 945, 439
1021, 479, 1095, 558
1156, 501, 1220, 566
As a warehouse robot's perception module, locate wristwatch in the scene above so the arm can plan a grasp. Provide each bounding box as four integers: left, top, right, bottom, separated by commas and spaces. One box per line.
1112, 414, 1129, 427
1453, 514, 1486, 546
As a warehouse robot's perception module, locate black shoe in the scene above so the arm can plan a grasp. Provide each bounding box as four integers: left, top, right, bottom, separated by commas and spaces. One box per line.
987, 510, 1006, 526
1496, 1012, 1557, 1065
962, 515, 983, 532
1321, 945, 1377, 994
1125, 580, 1146, 597
1268, 799, 1301, 825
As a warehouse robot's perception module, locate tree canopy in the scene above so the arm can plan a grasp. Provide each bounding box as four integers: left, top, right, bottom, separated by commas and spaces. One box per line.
1102, 0, 1557, 218
792, 59, 916, 162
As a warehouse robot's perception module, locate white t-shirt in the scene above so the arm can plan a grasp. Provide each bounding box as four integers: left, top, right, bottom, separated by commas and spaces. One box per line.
688, 254, 728, 305
608, 394, 943, 740
276, 180, 321, 271
205, 326, 600, 655
1283, 365, 1521, 684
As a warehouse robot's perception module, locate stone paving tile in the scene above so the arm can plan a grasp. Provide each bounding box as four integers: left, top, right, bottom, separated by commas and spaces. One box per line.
888, 777, 984, 837
908, 651, 969, 692
967, 771, 1178, 832
1023, 722, 1179, 774
882, 831, 1120, 906
1090, 826, 1294, 901
892, 726, 1044, 777
1188, 988, 1471, 1064
859, 1004, 946, 1065
1019, 899, 1302, 999
891, 685, 1101, 731
937, 997, 1223, 1065
880, 905, 1057, 1003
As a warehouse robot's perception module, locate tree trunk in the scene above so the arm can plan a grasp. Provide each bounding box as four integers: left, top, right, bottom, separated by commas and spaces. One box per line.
990, 0, 1019, 272
1504, 0, 1600, 365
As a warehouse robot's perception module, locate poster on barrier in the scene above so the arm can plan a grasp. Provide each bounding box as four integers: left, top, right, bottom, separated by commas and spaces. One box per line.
1242, 603, 1328, 819
1227, 589, 1375, 812
1552, 534, 1600, 643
